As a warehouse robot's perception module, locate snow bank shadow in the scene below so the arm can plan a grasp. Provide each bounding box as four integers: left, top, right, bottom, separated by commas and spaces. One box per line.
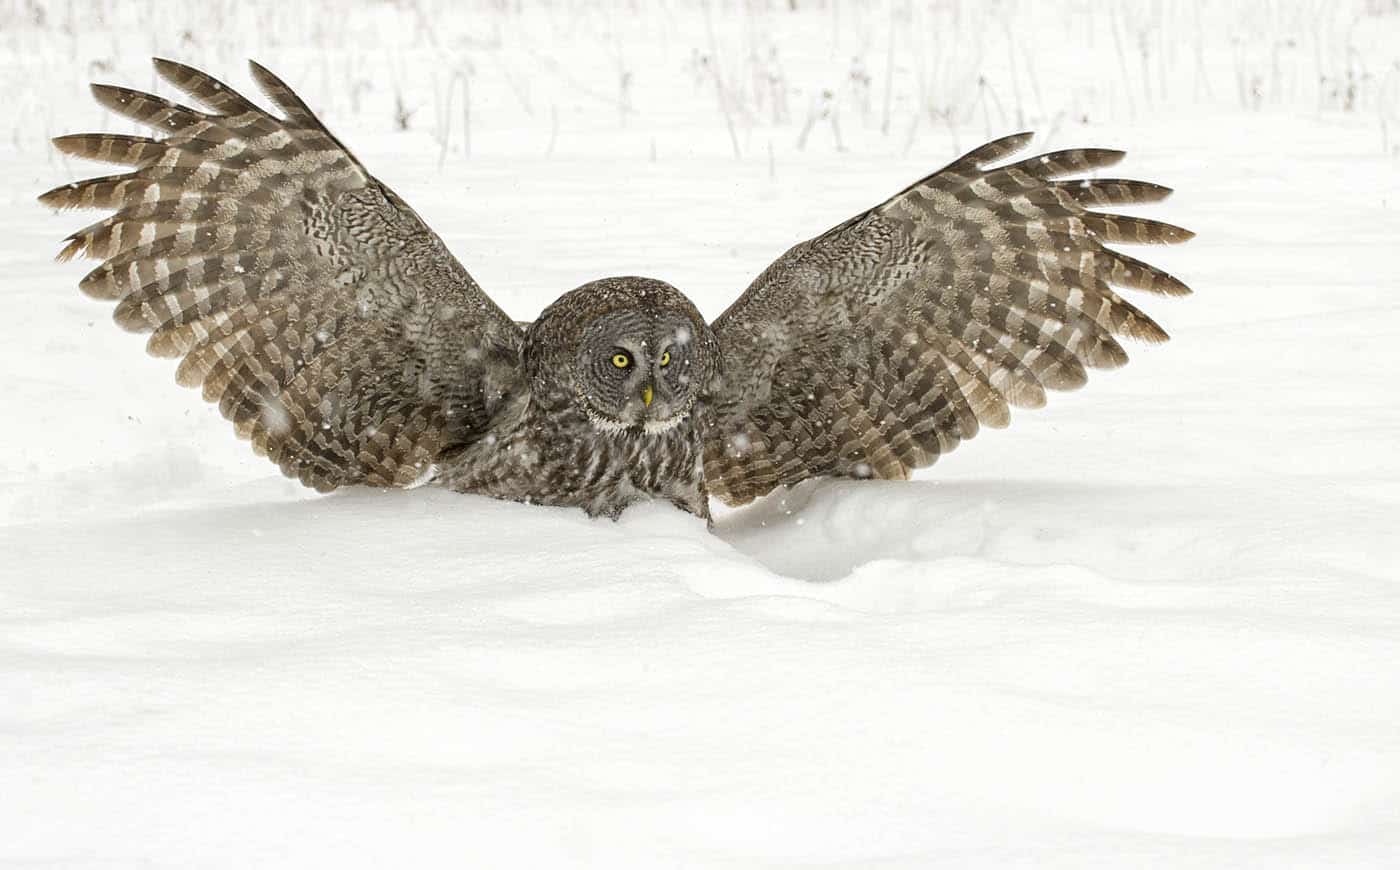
713, 477, 1282, 585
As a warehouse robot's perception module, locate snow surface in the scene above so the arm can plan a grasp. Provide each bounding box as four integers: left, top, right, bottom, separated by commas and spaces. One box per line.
3, 2, 1400, 867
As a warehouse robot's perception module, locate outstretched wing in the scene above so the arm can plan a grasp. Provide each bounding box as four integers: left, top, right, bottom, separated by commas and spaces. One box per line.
40, 59, 523, 491
704, 132, 1192, 506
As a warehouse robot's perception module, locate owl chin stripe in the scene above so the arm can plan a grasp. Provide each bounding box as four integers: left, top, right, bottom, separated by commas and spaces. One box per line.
643, 417, 686, 435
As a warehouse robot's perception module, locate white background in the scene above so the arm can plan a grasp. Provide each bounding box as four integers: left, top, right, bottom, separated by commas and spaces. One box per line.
3, 1, 1399, 866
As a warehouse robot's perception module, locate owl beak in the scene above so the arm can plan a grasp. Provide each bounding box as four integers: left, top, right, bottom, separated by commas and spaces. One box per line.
641, 385, 654, 407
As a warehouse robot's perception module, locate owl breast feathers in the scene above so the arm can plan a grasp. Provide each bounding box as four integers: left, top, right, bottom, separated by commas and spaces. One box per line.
41, 60, 1192, 523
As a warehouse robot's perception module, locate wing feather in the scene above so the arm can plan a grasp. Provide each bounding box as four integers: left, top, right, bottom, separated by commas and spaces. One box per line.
706, 132, 1191, 506
40, 59, 523, 492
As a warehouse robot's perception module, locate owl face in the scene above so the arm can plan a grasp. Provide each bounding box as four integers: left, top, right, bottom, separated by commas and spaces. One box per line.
573, 307, 702, 433
524, 276, 720, 436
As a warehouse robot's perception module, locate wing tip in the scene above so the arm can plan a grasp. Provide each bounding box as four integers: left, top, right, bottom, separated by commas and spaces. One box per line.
1119, 179, 1174, 203
246, 59, 287, 97
36, 182, 69, 209
49, 134, 107, 165
151, 56, 189, 85
245, 59, 315, 123
1160, 275, 1194, 296
88, 81, 142, 113
979, 405, 1012, 429
966, 130, 1036, 167
1146, 222, 1195, 245
54, 238, 84, 262
1129, 317, 1171, 344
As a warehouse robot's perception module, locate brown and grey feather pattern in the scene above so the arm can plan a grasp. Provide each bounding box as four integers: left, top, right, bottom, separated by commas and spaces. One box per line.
41, 59, 523, 491
704, 131, 1192, 506
44, 60, 1191, 522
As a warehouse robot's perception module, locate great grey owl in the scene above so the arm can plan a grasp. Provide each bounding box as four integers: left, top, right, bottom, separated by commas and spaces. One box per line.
41, 60, 1192, 522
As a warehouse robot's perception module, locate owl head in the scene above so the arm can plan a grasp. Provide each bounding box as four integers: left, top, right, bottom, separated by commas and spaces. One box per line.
526, 277, 720, 434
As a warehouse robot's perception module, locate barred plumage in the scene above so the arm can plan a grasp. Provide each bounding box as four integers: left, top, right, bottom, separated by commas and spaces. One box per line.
42, 60, 1192, 522
703, 132, 1192, 505
42, 59, 523, 493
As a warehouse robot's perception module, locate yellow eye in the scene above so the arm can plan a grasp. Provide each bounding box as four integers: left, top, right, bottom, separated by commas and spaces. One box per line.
611, 352, 631, 369
659, 350, 671, 367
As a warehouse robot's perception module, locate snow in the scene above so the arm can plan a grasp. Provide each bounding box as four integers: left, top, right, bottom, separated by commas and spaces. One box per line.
4, 1, 1400, 867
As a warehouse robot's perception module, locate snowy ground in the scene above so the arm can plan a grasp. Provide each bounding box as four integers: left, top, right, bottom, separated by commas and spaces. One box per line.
4, 1, 1400, 867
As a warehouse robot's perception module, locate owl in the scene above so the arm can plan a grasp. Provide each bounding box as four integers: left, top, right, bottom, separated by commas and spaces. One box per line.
41, 60, 1191, 523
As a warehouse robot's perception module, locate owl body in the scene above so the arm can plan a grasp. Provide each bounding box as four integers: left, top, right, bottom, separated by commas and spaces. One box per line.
42, 60, 1193, 524
431, 276, 718, 518
435, 391, 711, 519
